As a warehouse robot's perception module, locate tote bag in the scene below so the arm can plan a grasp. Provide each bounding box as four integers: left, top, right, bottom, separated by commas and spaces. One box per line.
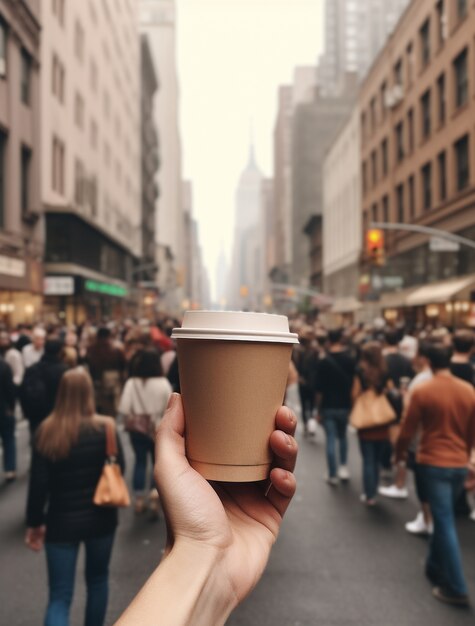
93, 421, 130, 508
350, 388, 397, 431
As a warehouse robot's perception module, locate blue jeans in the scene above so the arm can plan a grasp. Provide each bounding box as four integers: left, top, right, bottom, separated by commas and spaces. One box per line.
417, 465, 468, 597
322, 409, 349, 478
129, 431, 155, 494
0, 414, 16, 473
45, 533, 115, 626
358, 439, 385, 500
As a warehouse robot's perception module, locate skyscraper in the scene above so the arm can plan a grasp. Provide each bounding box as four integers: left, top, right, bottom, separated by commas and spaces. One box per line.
317, 0, 410, 96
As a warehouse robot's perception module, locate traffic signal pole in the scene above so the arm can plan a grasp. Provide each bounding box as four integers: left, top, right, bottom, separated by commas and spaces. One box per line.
370, 222, 475, 251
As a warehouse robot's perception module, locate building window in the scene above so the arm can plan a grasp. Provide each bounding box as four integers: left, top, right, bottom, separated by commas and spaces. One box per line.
395, 121, 404, 162
382, 195, 389, 223
420, 89, 431, 139
362, 160, 368, 195
393, 59, 403, 87
361, 112, 367, 144
381, 138, 388, 177
408, 175, 415, 218
74, 92, 84, 129
370, 97, 377, 131
437, 151, 447, 201
458, 0, 467, 20
421, 162, 432, 210
52, 0, 65, 26
371, 150, 377, 185
419, 18, 430, 68
436, 0, 446, 47
0, 20, 6, 78
20, 49, 31, 106
0, 132, 5, 228
74, 20, 84, 62
437, 73, 445, 126
75, 158, 85, 206
406, 42, 414, 87
20, 145, 31, 215
396, 183, 404, 223
453, 48, 468, 109
52, 53, 65, 103
52, 136, 65, 194
371, 203, 378, 223
90, 119, 98, 150
380, 82, 387, 119
407, 108, 414, 153
455, 135, 470, 191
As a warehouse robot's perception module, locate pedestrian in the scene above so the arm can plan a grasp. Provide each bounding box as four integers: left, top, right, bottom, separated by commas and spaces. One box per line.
25, 367, 125, 626
115, 394, 297, 625
20, 339, 68, 437
87, 327, 126, 415
353, 342, 392, 506
0, 330, 24, 386
395, 342, 475, 607
293, 326, 318, 435
119, 348, 172, 515
450, 329, 475, 386
22, 326, 46, 368
0, 350, 17, 482
315, 328, 355, 485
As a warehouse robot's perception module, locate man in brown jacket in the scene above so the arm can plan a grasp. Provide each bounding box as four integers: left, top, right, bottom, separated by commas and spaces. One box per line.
396, 342, 475, 607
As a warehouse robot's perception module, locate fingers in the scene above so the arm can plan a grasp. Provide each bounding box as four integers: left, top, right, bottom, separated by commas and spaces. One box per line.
269, 429, 298, 474
275, 406, 297, 437
265, 468, 297, 517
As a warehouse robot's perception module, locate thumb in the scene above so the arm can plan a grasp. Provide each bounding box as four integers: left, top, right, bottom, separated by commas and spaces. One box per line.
154, 394, 188, 489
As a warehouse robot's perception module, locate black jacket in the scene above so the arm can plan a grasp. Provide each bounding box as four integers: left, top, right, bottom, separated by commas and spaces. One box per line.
26, 423, 125, 542
20, 355, 67, 431
0, 357, 15, 418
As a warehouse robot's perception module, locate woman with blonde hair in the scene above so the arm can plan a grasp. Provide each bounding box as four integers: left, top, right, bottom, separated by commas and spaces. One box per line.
25, 367, 125, 626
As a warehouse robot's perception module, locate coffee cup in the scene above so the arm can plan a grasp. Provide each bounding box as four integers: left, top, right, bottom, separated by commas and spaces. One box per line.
172, 311, 299, 482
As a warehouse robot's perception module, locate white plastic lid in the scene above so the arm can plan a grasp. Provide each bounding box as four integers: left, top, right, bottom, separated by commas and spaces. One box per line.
172, 311, 299, 344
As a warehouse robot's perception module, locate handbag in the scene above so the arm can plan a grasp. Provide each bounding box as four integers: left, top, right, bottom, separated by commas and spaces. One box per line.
123, 380, 154, 438
349, 388, 397, 431
93, 420, 130, 508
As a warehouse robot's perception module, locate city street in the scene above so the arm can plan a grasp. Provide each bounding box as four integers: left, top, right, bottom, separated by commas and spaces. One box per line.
1, 419, 474, 625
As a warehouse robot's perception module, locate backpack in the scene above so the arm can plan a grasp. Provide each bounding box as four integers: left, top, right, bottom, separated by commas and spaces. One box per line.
20, 364, 48, 423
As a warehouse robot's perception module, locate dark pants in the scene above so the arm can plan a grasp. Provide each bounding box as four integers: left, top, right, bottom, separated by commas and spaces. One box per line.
322, 409, 349, 478
129, 431, 155, 494
417, 465, 468, 597
0, 414, 16, 473
359, 439, 386, 500
298, 385, 314, 426
45, 533, 115, 626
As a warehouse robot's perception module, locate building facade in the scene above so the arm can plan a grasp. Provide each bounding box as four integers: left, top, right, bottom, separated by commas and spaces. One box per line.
322, 105, 361, 314
140, 0, 185, 312
0, 0, 43, 326
359, 0, 475, 326
41, 0, 141, 323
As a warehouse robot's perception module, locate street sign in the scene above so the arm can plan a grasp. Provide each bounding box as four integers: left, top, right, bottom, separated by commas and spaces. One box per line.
429, 237, 460, 252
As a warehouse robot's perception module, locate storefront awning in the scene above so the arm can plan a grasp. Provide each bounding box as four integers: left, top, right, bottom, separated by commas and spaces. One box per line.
331, 296, 362, 314
405, 275, 475, 307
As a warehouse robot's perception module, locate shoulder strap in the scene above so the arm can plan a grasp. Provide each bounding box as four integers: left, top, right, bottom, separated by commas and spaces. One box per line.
105, 420, 118, 458
132, 379, 149, 414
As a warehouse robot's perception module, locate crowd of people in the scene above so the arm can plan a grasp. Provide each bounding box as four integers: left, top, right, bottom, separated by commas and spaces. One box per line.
289, 316, 475, 607
0, 313, 474, 623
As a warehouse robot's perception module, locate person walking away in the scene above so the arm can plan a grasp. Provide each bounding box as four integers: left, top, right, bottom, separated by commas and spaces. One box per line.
119, 348, 172, 515
315, 328, 355, 485
293, 327, 318, 435
395, 343, 475, 607
87, 327, 126, 416
450, 330, 474, 385
0, 351, 17, 482
25, 368, 125, 626
22, 327, 46, 369
20, 340, 68, 438
353, 342, 392, 506
0, 331, 24, 387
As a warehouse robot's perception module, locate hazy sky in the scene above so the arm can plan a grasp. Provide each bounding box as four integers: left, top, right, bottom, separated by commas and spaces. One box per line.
176, 0, 323, 298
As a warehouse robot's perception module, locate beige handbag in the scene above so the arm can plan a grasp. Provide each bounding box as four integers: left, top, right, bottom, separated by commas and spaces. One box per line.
350, 389, 397, 431
93, 421, 130, 508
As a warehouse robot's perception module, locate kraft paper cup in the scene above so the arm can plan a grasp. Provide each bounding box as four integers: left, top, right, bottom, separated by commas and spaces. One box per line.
172, 311, 299, 482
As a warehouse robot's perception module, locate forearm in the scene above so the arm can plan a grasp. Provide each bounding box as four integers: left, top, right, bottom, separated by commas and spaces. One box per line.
115, 541, 236, 626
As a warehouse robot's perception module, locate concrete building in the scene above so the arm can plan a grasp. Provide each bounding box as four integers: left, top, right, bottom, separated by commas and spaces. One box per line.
140, 0, 184, 312
260, 178, 275, 310
229, 146, 263, 310
293, 77, 357, 290
41, 0, 141, 323
360, 0, 475, 327
0, 0, 43, 326
215, 246, 228, 309
317, 0, 410, 96
322, 106, 361, 316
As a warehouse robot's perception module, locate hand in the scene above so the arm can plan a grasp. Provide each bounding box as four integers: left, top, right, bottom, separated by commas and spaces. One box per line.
154, 393, 298, 606
25, 526, 45, 552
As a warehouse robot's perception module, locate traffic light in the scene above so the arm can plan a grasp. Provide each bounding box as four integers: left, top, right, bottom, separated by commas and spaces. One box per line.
366, 229, 385, 266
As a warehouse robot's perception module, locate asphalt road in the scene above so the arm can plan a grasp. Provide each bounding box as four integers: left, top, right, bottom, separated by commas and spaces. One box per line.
1, 419, 474, 625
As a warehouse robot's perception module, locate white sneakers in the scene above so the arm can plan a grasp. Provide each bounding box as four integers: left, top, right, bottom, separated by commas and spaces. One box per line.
470, 509, 475, 522
405, 511, 433, 535
338, 466, 350, 481
325, 475, 339, 486
378, 484, 409, 499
